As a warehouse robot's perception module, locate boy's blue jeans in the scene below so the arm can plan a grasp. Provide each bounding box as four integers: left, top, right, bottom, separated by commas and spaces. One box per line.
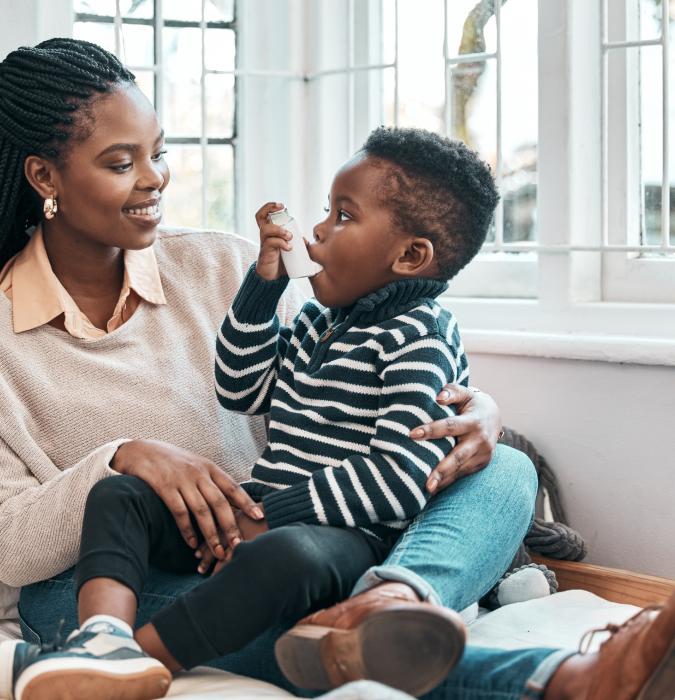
19, 445, 574, 699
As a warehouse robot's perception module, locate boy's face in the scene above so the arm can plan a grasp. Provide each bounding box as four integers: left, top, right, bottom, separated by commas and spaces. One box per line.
308, 154, 404, 308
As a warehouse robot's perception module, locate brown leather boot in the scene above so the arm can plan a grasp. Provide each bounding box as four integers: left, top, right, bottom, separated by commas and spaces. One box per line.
581, 589, 675, 699
275, 582, 466, 696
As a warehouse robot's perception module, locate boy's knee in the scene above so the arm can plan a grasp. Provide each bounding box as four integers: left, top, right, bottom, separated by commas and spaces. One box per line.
86, 474, 152, 509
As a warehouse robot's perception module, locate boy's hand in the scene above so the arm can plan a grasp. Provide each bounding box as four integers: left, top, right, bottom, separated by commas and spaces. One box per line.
255, 202, 292, 281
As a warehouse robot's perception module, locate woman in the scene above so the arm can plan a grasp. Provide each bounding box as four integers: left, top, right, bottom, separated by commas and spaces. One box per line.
0, 39, 668, 700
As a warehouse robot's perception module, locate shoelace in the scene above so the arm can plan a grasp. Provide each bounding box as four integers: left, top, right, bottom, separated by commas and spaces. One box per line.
578, 604, 662, 654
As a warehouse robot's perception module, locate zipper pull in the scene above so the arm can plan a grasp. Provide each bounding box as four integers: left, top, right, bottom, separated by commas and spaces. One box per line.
320, 325, 334, 343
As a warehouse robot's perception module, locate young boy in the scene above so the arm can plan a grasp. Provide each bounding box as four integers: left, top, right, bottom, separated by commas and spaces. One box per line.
1, 127, 498, 700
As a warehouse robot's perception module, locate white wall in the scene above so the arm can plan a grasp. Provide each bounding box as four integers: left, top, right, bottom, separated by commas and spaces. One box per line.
0, 0, 72, 60
468, 351, 675, 579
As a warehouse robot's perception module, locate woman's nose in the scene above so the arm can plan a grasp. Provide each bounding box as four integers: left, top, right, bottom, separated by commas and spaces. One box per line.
138, 160, 166, 191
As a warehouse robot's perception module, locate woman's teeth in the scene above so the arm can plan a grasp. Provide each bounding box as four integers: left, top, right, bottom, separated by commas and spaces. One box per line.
124, 204, 160, 216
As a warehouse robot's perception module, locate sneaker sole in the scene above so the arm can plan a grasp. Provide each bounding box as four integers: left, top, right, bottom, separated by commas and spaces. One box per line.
15, 657, 171, 700
275, 605, 466, 696
637, 633, 675, 700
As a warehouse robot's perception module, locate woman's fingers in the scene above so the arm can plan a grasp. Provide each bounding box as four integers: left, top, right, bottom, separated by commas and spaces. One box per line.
197, 479, 242, 551
210, 468, 264, 521
425, 444, 484, 493
181, 486, 226, 559
435, 383, 476, 406
410, 413, 479, 440
255, 201, 284, 228
162, 491, 199, 548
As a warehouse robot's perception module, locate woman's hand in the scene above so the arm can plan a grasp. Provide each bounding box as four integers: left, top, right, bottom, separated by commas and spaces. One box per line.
194, 507, 269, 575
410, 384, 502, 493
110, 439, 264, 559
255, 202, 290, 281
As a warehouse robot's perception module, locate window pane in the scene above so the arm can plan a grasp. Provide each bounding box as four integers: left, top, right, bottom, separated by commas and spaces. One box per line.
501, 0, 538, 243
205, 29, 235, 72
206, 146, 235, 230
120, 23, 154, 66
163, 0, 201, 22
120, 0, 153, 19
163, 28, 201, 137
75, 0, 115, 16
74, 21, 116, 54
206, 74, 235, 138
206, 0, 235, 23
445, 0, 498, 58
163, 145, 203, 228
607, 0, 663, 43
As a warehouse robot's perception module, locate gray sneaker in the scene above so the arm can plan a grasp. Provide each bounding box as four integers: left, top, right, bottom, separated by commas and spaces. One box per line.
0, 620, 171, 700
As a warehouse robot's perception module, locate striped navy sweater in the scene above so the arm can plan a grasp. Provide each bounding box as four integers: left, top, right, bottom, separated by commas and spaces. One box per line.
215, 265, 469, 540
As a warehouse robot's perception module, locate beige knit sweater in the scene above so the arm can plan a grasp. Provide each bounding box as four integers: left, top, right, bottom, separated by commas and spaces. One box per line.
0, 228, 304, 626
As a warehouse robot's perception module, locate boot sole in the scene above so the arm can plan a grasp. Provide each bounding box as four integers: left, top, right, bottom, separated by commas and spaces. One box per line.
275, 606, 465, 696
15, 659, 172, 700
637, 633, 675, 700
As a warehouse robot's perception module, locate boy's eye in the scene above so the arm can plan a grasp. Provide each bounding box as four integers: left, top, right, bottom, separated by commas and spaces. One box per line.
323, 206, 330, 213
337, 209, 351, 222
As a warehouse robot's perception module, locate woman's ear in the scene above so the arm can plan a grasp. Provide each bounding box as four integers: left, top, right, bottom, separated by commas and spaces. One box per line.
391, 237, 435, 277
24, 156, 59, 200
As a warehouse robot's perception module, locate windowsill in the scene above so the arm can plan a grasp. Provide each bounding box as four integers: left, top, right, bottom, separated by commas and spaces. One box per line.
444, 297, 675, 367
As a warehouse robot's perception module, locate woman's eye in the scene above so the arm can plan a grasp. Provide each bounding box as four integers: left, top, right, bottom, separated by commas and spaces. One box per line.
152, 149, 168, 162
111, 163, 132, 173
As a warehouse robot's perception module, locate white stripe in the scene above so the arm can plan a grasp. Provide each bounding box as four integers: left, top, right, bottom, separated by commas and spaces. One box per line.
271, 399, 376, 436
288, 337, 311, 364
457, 365, 470, 384
381, 382, 439, 400
215, 352, 274, 379
325, 468, 355, 527
371, 438, 432, 477
275, 379, 379, 417
380, 402, 436, 424
217, 328, 276, 356
249, 371, 277, 413
343, 462, 377, 522
326, 357, 377, 373
397, 314, 429, 335
391, 328, 405, 345
331, 337, 456, 365
295, 311, 320, 342
227, 307, 274, 333
248, 476, 289, 489
215, 369, 269, 401
294, 373, 380, 395
267, 441, 342, 467
256, 457, 314, 477
377, 419, 447, 460
381, 360, 450, 384
309, 479, 327, 524
380, 453, 428, 510
270, 420, 371, 454
363, 457, 406, 520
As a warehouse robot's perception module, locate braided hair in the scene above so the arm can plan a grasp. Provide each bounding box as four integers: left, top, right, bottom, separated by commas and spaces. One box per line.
0, 38, 135, 267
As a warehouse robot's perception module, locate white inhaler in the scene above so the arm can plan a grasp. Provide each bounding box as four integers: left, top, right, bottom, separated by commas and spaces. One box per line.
268, 208, 323, 279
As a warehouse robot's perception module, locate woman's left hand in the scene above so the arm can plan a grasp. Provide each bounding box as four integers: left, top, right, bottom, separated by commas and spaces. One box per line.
410, 384, 502, 494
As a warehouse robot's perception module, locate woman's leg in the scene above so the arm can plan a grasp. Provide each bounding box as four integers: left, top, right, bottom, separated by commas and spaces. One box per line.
353, 444, 538, 610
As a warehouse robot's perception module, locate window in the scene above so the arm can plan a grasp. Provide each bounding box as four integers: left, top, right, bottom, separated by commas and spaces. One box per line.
74, 0, 237, 230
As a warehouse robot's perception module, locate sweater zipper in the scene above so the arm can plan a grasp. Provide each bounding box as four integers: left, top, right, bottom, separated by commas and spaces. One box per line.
320, 324, 335, 343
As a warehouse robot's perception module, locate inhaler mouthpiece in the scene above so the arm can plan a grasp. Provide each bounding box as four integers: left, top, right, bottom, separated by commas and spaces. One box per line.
269, 208, 323, 279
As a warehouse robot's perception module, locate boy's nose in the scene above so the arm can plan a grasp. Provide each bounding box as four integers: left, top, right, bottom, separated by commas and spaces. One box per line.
313, 221, 325, 242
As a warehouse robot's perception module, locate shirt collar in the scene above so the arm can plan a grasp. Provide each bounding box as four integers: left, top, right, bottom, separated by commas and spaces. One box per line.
9, 225, 166, 334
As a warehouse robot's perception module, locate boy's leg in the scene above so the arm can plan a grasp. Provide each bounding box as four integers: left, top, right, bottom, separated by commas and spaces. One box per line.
140, 522, 389, 670
353, 444, 538, 610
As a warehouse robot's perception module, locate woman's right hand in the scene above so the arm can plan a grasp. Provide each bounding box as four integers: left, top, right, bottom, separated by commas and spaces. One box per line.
255, 202, 290, 281
110, 439, 264, 559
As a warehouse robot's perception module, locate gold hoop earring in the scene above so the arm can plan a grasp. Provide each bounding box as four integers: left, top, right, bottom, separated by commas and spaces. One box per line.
43, 196, 58, 220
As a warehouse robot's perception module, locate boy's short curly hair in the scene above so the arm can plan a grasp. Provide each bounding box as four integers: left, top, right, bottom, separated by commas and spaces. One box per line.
362, 126, 499, 281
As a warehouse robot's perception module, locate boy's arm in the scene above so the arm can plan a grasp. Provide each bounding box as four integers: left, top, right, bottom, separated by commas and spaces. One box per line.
215, 264, 296, 415
261, 329, 468, 530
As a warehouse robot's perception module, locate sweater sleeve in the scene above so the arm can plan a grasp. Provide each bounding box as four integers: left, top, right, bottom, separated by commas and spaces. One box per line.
262, 331, 467, 530
215, 264, 297, 416
0, 436, 126, 587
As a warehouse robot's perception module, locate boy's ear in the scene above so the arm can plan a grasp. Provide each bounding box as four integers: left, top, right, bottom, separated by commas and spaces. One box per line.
24, 156, 60, 200
391, 237, 435, 276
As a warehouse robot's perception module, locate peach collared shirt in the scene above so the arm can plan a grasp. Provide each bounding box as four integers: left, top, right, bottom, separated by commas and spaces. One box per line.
0, 225, 166, 339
